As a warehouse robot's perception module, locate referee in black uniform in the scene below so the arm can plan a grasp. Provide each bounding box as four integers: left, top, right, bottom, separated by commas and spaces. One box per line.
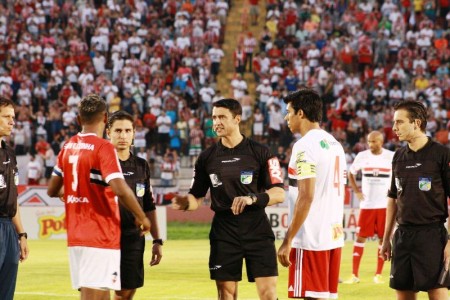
0, 97, 29, 300
381, 100, 450, 299
172, 99, 285, 300
106, 111, 162, 300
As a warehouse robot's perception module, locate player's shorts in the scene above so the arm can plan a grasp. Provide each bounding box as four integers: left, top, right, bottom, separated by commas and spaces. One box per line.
288, 247, 341, 299
120, 233, 145, 290
357, 208, 386, 239
209, 209, 278, 282
68, 246, 121, 291
390, 223, 450, 291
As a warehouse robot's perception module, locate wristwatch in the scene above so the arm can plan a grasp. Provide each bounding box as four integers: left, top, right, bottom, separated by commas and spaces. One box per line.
153, 239, 163, 246
18, 232, 28, 240
248, 193, 257, 205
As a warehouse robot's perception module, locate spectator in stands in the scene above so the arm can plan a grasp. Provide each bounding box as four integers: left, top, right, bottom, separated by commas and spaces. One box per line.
27, 154, 42, 185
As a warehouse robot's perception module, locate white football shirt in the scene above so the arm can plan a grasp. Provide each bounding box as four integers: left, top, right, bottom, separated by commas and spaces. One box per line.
287, 129, 346, 250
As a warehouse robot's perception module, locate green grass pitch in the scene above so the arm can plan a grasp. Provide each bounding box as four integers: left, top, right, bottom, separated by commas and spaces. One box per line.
15, 239, 438, 299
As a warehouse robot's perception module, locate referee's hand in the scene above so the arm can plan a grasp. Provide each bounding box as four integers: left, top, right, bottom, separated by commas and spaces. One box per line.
231, 196, 252, 215
172, 195, 189, 211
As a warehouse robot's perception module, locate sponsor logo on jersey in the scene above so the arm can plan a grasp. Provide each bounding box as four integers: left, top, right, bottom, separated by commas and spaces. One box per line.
221, 157, 240, 163
136, 183, 145, 197
123, 171, 134, 176
418, 177, 431, 191
67, 195, 90, 203
112, 272, 118, 283
240, 171, 253, 184
268, 157, 283, 183
209, 174, 222, 187
406, 163, 422, 169
320, 140, 330, 149
210, 265, 222, 270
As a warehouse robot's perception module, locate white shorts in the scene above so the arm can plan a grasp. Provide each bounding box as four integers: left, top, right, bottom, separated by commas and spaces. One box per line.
68, 246, 121, 291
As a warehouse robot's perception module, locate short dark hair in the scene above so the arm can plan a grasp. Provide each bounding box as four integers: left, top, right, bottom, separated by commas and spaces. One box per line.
394, 100, 427, 132
0, 96, 15, 112
283, 88, 322, 122
78, 94, 107, 124
107, 110, 135, 130
212, 98, 242, 117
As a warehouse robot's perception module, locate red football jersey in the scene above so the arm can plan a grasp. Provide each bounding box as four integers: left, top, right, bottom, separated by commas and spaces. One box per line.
53, 133, 124, 249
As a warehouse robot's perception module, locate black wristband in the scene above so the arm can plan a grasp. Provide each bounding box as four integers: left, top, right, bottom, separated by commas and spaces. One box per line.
18, 232, 27, 239
153, 239, 163, 246
248, 192, 270, 208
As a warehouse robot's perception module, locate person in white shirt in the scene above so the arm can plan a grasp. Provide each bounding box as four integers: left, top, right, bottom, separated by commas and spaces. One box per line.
27, 154, 42, 185
256, 79, 272, 116
230, 74, 247, 100
343, 131, 394, 285
156, 110, 172, 155
278, 88, 346, 299
208, 43, 224, 82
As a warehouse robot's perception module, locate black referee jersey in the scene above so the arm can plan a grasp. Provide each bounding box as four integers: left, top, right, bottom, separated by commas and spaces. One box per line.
0, 141, 18, 218
119, 153, 155, 234
388, 138, 450, 225
189, 135, 284, 212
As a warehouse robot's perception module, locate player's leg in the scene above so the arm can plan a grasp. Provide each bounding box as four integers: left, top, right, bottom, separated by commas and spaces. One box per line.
255, 276, 277, 300
216, 280, 238, 300
114, 289, 137, 300
374, 208, 387, 283
344, 209, 374, 283
80, 288, 110, 300
427, 287, 449, 300
395, 290, 417, 300
0, 220, 19, 300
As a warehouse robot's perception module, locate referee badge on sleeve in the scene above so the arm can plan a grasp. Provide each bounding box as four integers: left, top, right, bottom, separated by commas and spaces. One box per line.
418, 177, 431, 191
136, 183, 145, 197
240, 171, 253, 184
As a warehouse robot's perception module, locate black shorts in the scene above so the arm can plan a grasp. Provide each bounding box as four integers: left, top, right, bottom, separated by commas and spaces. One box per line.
120, 232, 145, 290
390, 223, 450, 291
209, 210, 278, 282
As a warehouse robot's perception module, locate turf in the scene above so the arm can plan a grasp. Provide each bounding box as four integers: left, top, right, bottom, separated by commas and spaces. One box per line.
15, 228, 438, 299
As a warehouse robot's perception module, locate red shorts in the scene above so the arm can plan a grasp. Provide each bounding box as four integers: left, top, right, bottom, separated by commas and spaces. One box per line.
357, 208, 386, 239
288, 248, 341, 299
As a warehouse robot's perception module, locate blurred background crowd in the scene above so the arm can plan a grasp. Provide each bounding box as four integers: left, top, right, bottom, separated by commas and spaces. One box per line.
0, 0, 448, 185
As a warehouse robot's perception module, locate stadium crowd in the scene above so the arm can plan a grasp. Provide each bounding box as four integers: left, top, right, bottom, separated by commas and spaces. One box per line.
0, 0, 448, 183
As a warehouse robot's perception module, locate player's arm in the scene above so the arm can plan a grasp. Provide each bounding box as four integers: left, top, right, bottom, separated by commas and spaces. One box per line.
348, 172, 364, 201
47, 175, 64, 199
278, 177, 315, 267
109, 178, 151, 234
380, 197, 397, 261
12, 204, 29, 262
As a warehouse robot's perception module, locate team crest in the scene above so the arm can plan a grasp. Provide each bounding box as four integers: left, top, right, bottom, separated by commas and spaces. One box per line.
136, 183, 145, 197
418, 177, 431, 191
240, 171, 253, 184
